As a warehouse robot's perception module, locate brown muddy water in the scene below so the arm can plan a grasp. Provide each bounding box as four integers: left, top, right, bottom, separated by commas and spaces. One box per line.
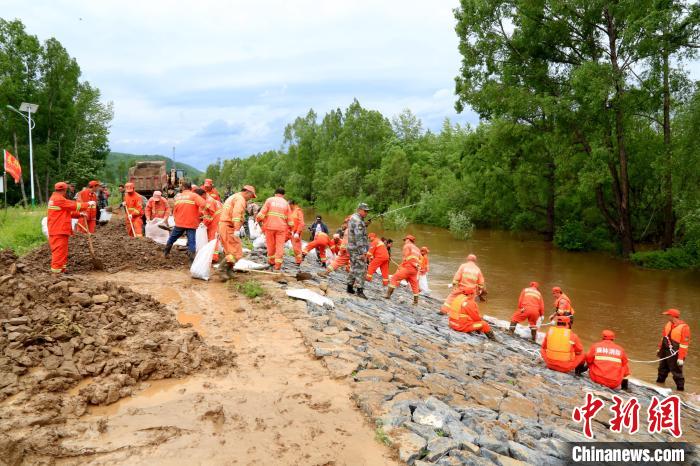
306, 209, 700, 393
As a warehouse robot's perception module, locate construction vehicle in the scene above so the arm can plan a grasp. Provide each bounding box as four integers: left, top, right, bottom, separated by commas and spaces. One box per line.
128, 161, 184, 197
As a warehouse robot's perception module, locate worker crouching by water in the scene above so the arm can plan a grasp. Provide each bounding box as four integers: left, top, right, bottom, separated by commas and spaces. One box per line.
585, 330, 630, 390
656, 308, 690, 391
447, 289, 497, 341
385, 235, 421, 305
540, 316, 586, 374
440, 254, 484, 314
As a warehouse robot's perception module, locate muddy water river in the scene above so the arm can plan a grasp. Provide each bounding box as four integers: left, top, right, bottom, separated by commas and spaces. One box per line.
305, 209, 700, 392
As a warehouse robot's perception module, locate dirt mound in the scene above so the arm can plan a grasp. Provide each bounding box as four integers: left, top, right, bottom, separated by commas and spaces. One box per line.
23, 213, 190, 274
0, 254, 235, 463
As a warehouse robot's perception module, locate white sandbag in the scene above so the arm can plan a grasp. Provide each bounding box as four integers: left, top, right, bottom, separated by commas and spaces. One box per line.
248, 218, 262, 239
239, 226, 246, 238
175, 238, 188, 247
285, 240, 292, 250
145, 219, 170, 245
419, 274, 431, 294
41, 217, 48, 237
167, 215, 175, 227
195, 224, 208, 252
253, 234, 266, 250
286, 288, 334, 309
233, 258, 268, 271
190, 238, 217, 280
99, 209, 112, 223
71, 218, 79, 232
483, 315, 544, 343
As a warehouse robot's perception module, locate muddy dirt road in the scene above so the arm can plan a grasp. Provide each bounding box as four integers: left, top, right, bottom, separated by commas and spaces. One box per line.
60, 270, 396, 465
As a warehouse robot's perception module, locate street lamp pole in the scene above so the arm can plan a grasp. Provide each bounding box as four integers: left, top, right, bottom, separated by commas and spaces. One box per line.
6, 103, 38, 206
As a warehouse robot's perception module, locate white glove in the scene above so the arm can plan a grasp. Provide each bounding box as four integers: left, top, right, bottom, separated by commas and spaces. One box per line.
677, 359, 684, 367
447, 284, 453, 289
234, 231, 241, 237
87, 201, 96, 207
293, 233, 299, 239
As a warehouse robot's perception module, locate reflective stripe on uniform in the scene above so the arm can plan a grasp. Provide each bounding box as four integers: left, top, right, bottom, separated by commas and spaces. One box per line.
680, 344, 689, 349
594, 356, 622, 363
175, 199, 196, 205
268, 211, 288, 219
48, 206, 61, 211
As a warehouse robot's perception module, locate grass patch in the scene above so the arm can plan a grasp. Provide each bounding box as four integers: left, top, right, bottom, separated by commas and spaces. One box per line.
448, 210, 474, 240
235, 279, 265, 298
0, 206, 47, 255
374, 420, 391, 446
435, 428, 448, 437
242, 238, 254, 250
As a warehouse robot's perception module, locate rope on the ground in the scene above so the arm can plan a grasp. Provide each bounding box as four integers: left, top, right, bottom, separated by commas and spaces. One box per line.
628, 351, 678, 364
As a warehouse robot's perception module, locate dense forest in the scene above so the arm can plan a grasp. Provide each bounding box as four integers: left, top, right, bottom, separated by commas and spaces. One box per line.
0, 19, 112, 205
205, 1, 700, 268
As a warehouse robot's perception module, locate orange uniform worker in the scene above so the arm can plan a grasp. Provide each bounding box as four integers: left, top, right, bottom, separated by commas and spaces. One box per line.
586, 330, 630, 390
385, 235, 421, 305
419, 247, 429, 275
201, 190, 223, 262
164, 181, 207, 262
218, 185, 257, 276
47, 182, 91, 273
289, 200, 305, 265
447, 290, 497, 340
540, 316, 586, 374
509, 282, 545, 341
123, 182, 144, 237
440, 254, 484, 314
656, 309, 690, 391
329, 233, 341, 256
76, 180, 99, 233
145, 191, 170, 221
549, 286, 575, 326
203, 178, 221, 201
303, 231, 332, 267
319, 232, 350, 275
366, 233, 390, 286
256, 188, 293, 270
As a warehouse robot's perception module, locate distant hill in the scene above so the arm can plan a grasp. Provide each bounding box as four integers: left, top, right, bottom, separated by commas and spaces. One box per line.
104, 152, 204, 184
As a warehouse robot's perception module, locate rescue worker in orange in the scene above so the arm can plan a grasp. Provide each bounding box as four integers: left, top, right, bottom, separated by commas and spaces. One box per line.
419, 247, 429, 278
549, 286, 575, 326
303, 231, 332, 267
122, 182, 144, 237
366, 233, 390, 287
76, 180, 99, 233
288, 200, 305, 266
585, 330, 630, 390
200, 188, 223, 262
47, 182, 91, 273
509, 282, 545, 341
329, 233, 342, 256
385, 235, 421, 305
440, 254, 484, 314
319, 229, 350, 276
218, 185, 257, 278
656, 308, 690, 391
164, 181, 207, 263
447, 289, 497, 340
540, 316, 586, 374
145, 190, 170, 221
203, 178, 221, 201
256, 187, 293, 270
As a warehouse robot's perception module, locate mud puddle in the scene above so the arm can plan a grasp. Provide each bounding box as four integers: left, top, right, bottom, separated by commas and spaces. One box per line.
58, 270, 396, 465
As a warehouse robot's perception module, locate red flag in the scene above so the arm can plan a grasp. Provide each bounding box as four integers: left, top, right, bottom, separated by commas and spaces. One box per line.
3, 150, 21, 184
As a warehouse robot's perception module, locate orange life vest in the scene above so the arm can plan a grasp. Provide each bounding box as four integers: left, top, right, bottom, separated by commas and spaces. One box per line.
545, 327, 575, 362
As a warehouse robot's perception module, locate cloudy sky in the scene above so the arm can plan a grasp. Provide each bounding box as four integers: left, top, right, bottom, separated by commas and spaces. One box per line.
4, 0, 475, 169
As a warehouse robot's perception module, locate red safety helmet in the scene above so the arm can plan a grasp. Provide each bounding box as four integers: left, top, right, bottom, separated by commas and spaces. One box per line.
368, 232, 377, 240
54, 181, 68, 191
552, 286, 563, 294
467, 254, 477, 262
601, 330, 616, 340
125, 182, 135, 192
529, 281, 540, 289
420, 246, 429, 254
88, 180, 100, 188
662, 309, 681, 318
403, 235, 416, 242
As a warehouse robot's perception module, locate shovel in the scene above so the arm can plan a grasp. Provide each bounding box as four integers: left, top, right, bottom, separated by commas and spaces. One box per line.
122, 205, 138, 237
76, 221, 104, 270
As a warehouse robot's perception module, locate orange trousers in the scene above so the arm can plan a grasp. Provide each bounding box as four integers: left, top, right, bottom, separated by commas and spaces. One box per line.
366, 257, 389, 285
49, 234, 69, 273
511, 308, 541, 327
265, 229, 287, 270
77, 217, 96, 234
449, 318, 491, 334
303, 240, 328, 265
206, 221, 220, 261
291, 235, 303, 264
328, 252, 350, 272
126, 216, 143, 237
441, 286, 474, 314
219, 223, 242, 264
390, 265, 419, 295
543, 353, 585, 373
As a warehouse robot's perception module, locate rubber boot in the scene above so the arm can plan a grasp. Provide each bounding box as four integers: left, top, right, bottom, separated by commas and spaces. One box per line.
485, 330, 498, 342
530, 328, 538, 341
413, 295, 419, 306
384, 287, 395, 300
508, 321, 517, 335
346, 283, 355, 295
620, 379, 629, 391
356, 288, 367, 299
163, 244, 172, 258
575, 363, 588, 376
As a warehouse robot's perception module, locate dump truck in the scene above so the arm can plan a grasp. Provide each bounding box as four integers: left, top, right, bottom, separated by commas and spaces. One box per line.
128, 161, 184, 197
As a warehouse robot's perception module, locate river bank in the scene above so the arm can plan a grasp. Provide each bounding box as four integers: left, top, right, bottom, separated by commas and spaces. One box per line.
305, 209, 700, 393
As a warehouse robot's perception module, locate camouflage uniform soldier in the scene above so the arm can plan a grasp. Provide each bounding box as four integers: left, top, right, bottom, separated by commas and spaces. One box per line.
346, 202, 371, 299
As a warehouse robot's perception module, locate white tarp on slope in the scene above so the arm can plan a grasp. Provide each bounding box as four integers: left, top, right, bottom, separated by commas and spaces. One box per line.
233, 258, 268, 271
286, 288, 335, 309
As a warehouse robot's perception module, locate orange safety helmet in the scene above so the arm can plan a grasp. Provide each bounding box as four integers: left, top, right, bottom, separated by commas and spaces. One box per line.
555, 315, 571, 326
204, 178, 213, 187
552, 286, 563, 294
662, 308, 681, 318
125, 182, 135, 192
242, 185, 257, 198
420, 246, 429, 254
529, 281, 540, 289
403, 235, 416, 242
54, 181, 68, 191
368, 232, 377, 240
467, 254, 477, 262
88, 180, 100, 188
601, 330, 616, 340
